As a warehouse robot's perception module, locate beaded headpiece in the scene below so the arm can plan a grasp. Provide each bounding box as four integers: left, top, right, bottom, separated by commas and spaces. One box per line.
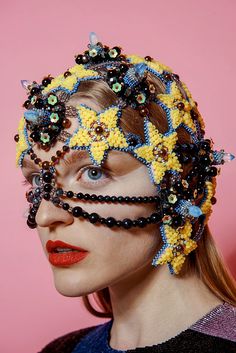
15, 32, 234, 275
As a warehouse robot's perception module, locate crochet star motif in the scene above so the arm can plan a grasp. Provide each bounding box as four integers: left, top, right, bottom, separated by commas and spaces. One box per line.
69, 105, 128, 165
157, 81, 196, 132
155, 220, 198, 274
133, 120, 182, 184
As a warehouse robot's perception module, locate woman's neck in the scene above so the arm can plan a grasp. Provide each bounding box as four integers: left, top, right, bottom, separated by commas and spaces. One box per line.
108, 264, 223, 350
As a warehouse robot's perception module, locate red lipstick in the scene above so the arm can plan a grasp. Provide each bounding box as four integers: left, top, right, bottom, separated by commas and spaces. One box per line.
46, 240, 89, 267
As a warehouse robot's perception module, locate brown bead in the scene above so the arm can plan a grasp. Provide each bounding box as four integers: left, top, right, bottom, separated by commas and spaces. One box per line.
145, 56, 153, 61
14, 134, 19, 142
63, 145, 70, 152
211, 197, 217, 205
163, 73, 172, 81
34, 158, 41, 165
30, 153, 37, 160
95, 125, 103, 134
51, 156, 58, 162
42, 161, 50, 170
64, 71, 72, 78
139, 107, 149, 117
176, 244, 184, 252
177, 102, 185, 110
62, 119, 71, 128
41, 144, 50, 151
56, 150, 62, 157
190, 110, 198, 120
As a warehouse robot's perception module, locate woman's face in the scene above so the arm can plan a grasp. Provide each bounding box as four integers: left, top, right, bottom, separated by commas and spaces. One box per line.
21, 98, 162, 297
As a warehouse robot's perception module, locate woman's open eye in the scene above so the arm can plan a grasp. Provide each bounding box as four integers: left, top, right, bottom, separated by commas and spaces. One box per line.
78, 166, 110, 186
23, 174, 41, 188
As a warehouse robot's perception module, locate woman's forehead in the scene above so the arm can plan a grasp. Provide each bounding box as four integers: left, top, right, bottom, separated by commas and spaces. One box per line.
21, 148, 143, 174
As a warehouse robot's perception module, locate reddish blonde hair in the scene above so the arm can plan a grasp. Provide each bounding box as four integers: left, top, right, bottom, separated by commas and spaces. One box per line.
68, 75, 236, 318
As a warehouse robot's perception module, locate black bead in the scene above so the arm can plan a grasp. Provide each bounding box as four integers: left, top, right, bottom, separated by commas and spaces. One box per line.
56, 188, 64, 196
27, 219, 37, 229
105, 195, 111, 202
105, 217, 117, 227
30, 87, 41, 95
200, 155, 211, 165
88, 213, 99, 223
84, 193, 90, 200
62, 203, 69, 210
29, 208, 37, 216
91, 194, 98, 201
34, 98, 44, 109
66, 191, 74, 198
30, 131, 40, 142
72, 206, 82, 217
172, 216, 184, 228
137, 217, 147, 228
44, 184, 52, 193
100, 218, 106, 224
150, 213, 162, 223
82, 212, 89, 218
98, 195, 105, 202
76, 192, 84, 199
42, 77, 53, 87
208, 167, 218, 177
119, 63, 129, 73
43, 193, 51, 200
117, 196, 124, 202
23, 100, 31, 109
75, 54, 83, 64
28, 214, 36, 222
111, 196, 117, 202
121, 219, 133, 229
42, 172, 53, 183
143, 197, 149, 203
52, 197, 60, 205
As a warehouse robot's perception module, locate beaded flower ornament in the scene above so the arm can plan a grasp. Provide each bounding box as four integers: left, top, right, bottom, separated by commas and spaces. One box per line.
15, 32, 235, 275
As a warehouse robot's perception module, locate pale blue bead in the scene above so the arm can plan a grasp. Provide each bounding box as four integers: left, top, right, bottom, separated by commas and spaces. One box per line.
24, 110, 40, 123
189, 205, 203, 217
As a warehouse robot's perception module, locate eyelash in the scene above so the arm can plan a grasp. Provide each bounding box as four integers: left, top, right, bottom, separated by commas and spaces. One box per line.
22, 166, 111, 189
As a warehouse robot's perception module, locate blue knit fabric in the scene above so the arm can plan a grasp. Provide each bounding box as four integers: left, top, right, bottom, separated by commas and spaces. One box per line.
71, 319, 126, 353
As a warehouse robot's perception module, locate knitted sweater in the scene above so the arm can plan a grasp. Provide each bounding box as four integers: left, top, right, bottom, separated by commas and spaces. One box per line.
38, 302, 236, 352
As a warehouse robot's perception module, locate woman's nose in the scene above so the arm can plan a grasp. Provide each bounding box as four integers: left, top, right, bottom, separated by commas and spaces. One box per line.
35, 198, 74, 228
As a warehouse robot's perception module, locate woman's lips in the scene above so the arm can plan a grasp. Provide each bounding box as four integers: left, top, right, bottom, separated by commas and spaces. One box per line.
46, 240, 89, 267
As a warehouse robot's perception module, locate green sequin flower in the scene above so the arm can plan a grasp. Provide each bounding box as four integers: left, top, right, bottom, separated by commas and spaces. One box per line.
40, 132, 50, 143
47, 95, 58, 106
112, 83, 122, 93
50, 113, 59, 123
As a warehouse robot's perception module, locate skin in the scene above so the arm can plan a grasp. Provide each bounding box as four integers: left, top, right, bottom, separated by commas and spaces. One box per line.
21, 98, 223, 350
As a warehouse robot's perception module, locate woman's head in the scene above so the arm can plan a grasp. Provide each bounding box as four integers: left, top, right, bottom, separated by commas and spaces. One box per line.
16, 34, 234, 301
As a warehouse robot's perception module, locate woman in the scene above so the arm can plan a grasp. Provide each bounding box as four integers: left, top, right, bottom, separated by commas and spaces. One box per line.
15, 33, 236, 352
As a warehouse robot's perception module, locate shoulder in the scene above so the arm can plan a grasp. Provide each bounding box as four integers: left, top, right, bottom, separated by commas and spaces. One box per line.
37, 324, 99, 353
190, 301, 236, 342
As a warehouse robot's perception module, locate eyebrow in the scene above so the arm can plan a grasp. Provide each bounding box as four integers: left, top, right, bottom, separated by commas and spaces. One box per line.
62, 149, 90, 166
22, 158, 40, 171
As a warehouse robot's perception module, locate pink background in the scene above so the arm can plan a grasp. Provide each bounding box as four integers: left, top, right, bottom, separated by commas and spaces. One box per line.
1, 0, 235, 352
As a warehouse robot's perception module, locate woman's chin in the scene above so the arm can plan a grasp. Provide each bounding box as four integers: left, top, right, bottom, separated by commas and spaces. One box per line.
51, 267, 102, 297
